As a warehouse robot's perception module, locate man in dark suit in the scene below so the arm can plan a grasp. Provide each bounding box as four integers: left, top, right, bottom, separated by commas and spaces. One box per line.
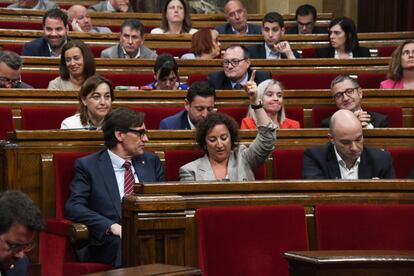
0, 51, 32, 88
208, 44, 272, 90
21, 8, 69, 57
160, 81, 216, 130
285, 4, 328, 34
88, 0, 133, 13
247, 12, 300, 59
0, 191, 44, 276
65, 108, 164, 268
320, 75, 389, 128
215, 0, 261, 34
303, 109, 395, 179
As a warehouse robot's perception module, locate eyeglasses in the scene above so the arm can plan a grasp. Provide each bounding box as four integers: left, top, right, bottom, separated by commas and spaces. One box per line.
0, 76, 21, 88
0, 237, 35, 254
128, 128, 147, 138
332, 87, 358, 101
223, 58, 246, 67
297, 21, 314, 28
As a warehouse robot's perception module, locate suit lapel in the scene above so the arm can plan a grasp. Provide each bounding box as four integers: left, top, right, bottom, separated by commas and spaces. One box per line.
326, 144, 342, 179
358, 148, 372, 179
117, 44, 124, 58
180, 110, 191, 129
132, 155, 148, 182
226, 151, 239, 180
197, 156, 216, 181
98, 151, 122, 218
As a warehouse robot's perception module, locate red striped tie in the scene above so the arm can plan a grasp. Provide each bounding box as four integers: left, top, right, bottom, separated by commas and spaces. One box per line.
123, 161, 134, 195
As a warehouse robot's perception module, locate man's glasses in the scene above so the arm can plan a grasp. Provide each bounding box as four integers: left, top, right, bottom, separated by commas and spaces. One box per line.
0, 237, 35, 254
0, 76, 21, 88
297, 21, 314, 28
223, 58, 246, 67
128, 128, 147, 138
333, 87, 358, 101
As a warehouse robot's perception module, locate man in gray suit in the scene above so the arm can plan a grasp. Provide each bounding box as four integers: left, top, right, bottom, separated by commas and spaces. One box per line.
88, 0, 133, 13
7, 0, 58, 10
67, 5, 111, 33
101, 19, 157, 59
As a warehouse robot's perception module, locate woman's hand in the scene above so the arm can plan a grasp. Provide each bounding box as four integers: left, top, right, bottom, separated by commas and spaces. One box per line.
244, 70, 259, 105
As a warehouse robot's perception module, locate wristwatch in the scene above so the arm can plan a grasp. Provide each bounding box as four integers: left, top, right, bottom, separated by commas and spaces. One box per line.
250, 101, 263, 110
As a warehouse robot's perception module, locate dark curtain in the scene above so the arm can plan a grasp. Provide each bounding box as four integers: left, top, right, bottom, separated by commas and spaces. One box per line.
358, 0, 411, 32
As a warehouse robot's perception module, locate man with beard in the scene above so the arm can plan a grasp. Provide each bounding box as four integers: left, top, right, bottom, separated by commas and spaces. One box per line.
216, 0, 261, 34
22, 8, 69, 57
0, 191, 44, 276
65, 108, 164, 267
302, 109, 394, 179
159, 81, 216, 129
67, 5, 111, 33
100, 19, 156, 59
7, 0, 58, 10
247, 12, 300, 59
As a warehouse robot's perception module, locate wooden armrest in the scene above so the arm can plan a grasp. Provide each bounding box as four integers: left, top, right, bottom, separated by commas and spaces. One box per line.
67, 222, 89, 247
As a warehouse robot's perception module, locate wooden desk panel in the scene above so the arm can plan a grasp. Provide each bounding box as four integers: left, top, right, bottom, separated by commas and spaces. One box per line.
84, 264, 201, 276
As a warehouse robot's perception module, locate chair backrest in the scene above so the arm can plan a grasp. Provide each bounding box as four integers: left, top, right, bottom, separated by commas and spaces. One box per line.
1, 43, 24, 55
197, 205, 308, 276
156, 48, 191, 58
54, 152, 91, 218
272, 149, 304, 179
285, 106, 304, 127
316, 204, 414, 250
311, 106, 337, 127
301, 48, 316, 58
21, 107, 78, 130
274, 73, 338, 89
21, 71, 59, 88
0, 107, 14, 140
187, 74, 208, 85
377, 46, 397, 57
217, 107, 248, 126
358, 73, 387, 88
0, 21, 43, 30
101, 73, 154, 87
130, 106, 183, 129
365, 106, 403, 127
89, 44, 109, 58
164, 150, 205, 181
388, 148, 414, 178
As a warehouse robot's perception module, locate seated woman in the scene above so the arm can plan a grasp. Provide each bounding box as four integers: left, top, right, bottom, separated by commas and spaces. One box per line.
181, 29, 221, 59
315, 17, 371, 59
144, 53, 189, 90
241, 79, 300, 129
48, 40, 96, 90
61, 75, 114, 129
380, 40, 414, 89
179, 77, 276, 181
150, 0, 197, 34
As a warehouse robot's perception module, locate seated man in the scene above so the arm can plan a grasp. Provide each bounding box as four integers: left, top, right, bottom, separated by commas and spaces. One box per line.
321, 75, 389, 128
160, 81, 216, 129
208, 44, 272, 89
0, 51, 32, 88
216, 0, 261, 34
88, 0, 133, 13
22, 8, 69, 57
101, 19, 156, 59
0, 191, 44, 276
67, 4, 111, 33
303, 109, 395, 179
285, 4, 328, 34
65, 108, 164, 267
247, 12, 300, 59
7, 0, 58, 10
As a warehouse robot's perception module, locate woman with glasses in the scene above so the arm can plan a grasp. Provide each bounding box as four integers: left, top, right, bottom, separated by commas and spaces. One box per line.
180, 73, 276, 181
150, 0, 197, 34
380, 40, 414, 89
241, 78, 300, 129
61, 75, 114, 129
181, 29, 221, 60
143, 53, 189, 90
315, 17, 370, 59
48, 40, 96, 90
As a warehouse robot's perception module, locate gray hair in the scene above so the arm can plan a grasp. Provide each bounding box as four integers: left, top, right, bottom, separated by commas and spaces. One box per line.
330, 74, 360, 90
0, 50, 22, 70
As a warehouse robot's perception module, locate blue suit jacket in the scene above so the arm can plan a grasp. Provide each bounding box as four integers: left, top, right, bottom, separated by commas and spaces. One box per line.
215, 23, 261, 34
22, 37, 51, 57
1, 257, 29, 276
207, 69, 272, 90
247, 43, 301, 59
302, 143, 395, 179
159, 110, 191, 130
65, 149, 164, 246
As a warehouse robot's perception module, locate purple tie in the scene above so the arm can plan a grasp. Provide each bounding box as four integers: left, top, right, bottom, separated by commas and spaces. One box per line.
123, 161, 134, 195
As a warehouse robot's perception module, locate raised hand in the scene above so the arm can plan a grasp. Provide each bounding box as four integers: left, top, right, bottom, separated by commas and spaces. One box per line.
354, 110, 371, 128
244, 70, 258, 104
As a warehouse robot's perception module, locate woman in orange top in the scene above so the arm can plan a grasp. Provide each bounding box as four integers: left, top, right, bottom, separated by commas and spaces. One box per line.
241, 78, 300, 129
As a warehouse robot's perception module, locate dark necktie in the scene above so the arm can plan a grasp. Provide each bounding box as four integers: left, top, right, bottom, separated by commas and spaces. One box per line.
233, 83, 243, 89
123, 161, 134, 195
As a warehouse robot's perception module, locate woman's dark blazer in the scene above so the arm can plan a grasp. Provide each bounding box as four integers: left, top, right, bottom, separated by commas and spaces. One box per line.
315, 46, 371, 58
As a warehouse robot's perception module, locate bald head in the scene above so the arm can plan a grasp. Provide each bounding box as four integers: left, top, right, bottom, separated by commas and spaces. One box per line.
330, 109, 362, 136
67, 4, 93, 32
224, 0, 248, 33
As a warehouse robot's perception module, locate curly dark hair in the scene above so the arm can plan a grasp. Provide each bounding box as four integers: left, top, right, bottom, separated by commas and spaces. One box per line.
0, 191, 44, 234
196, 112, 239, 153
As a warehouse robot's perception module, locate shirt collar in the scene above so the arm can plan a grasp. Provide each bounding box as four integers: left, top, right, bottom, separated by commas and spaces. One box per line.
107, 149, 128, 169
334, 49, 353, 59
333, 144, 361, 169
47, 39, 67, 57
121, 45, 140, 58
265, 43, 281, 59
231, 24, 249, 34
230, 73, 249, 88
187, 113, 196, 129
